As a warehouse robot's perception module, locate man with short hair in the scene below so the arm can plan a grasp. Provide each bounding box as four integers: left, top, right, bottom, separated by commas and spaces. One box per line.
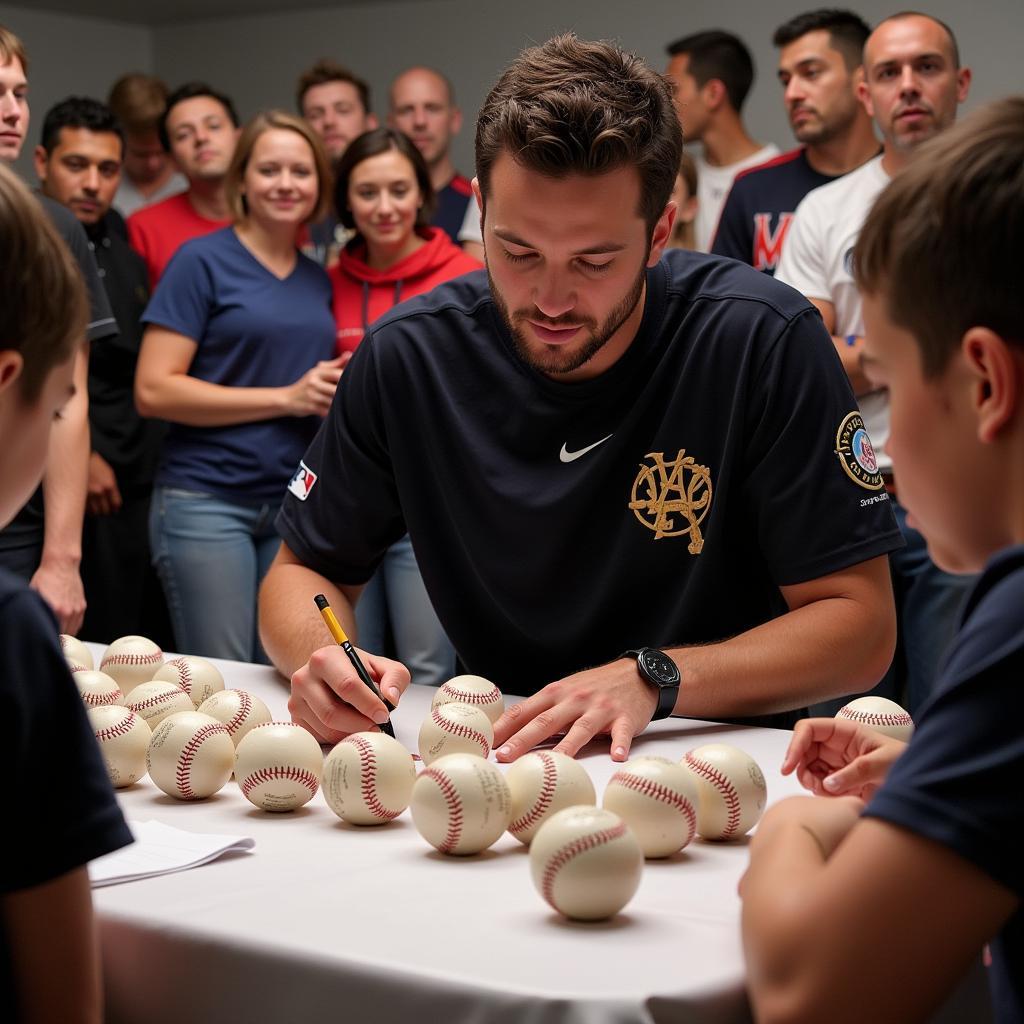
260, 34, 901, 763
712, 9, 879, 274
127, 82, 240, 288
389, 66, 471, 242
107, 72, 186, 218
776, 12, 973, 714
0, 24, 118, 634
34, 96, 168, 646
665, 29, 778, 251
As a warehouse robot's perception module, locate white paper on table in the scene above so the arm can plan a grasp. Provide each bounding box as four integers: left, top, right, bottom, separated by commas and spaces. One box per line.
89, 819, 255, 887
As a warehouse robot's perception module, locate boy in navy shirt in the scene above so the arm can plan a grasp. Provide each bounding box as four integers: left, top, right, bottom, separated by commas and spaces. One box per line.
742, 97, 1023, 1022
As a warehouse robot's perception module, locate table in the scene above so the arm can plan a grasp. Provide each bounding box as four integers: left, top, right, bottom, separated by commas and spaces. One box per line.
89, 648, 988, 1024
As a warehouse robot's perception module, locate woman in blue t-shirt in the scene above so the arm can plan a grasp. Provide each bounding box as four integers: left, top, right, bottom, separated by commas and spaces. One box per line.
136, 111, 343, 662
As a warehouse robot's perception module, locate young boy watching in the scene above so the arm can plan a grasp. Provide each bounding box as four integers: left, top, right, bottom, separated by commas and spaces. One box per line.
741, 96, 1023, 1023
0, 162, 133, 1023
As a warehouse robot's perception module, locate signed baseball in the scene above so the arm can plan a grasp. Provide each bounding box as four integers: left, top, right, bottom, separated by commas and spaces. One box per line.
323, 731, 416, 825
431, 674, 505, 725
235, 723, 323, 813
152, 655, 225, 707
418, 703, 493, 765
529, 805, 643, 921
73, 668, 123, 708
410, 753, 511, 855
682, 743, 767, 841
100, 635, 163, 697
506, 750, 596, 845
88, 705, 151, 789
836, 696, 914, 742
60, 634, 93, 670
125, 680, 194, 729
197, 689, 273, 745
147, 711, 234, 801
603, 756, 699, 858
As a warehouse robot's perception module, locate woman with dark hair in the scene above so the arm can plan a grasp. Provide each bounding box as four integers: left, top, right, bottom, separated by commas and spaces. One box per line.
330, 127, 481, 684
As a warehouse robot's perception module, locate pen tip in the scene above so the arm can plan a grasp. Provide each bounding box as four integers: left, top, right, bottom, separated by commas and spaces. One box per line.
313, 593, 329, 611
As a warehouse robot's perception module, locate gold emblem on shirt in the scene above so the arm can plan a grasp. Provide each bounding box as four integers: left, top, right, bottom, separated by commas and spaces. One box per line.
629, 450, 712, 552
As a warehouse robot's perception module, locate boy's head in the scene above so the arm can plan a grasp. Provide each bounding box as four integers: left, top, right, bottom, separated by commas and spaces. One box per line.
855, 96, 1024, 574
0, 163, 87, 528
0, 24, 29, 163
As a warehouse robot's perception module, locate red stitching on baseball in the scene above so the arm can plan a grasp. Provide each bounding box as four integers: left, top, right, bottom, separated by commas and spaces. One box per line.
175, 722, 228, 800
224, 690, 253, 734
94, 711, 139, 742
685, 752, 741, 838
837, 707, 912, 726
430, 707, 489, 757
163, 657, 193, 694
510, 751, 557, 836
343, 735, 402, 821
82, 690, 121, 708
128, 689, 183, 713
240, 766, 319, 799
439, 684, 499, 707
101, 650, 163, 667
542, 821, 628, 914
421, 766, 464, 853
609, 771, 697, 845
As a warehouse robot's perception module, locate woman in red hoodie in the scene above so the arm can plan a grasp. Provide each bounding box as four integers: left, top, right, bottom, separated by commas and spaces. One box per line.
330, 127, 481, 685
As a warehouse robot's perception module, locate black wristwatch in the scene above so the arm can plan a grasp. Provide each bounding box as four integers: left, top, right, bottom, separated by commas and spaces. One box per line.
618, 648, 680, 720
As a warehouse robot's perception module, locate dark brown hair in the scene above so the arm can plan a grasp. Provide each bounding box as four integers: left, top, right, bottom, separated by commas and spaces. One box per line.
297, 60, 371, 116
666, 29, 755, 112
107, 73, 169, 135
854, 96, 1024, 376
475, 33, 681, 232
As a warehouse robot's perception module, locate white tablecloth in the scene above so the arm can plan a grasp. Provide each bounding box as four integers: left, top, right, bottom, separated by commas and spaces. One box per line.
84, 649, 824, 1023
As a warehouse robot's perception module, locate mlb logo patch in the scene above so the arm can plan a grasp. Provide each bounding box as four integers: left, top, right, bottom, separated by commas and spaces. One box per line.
288, 461, 318, 501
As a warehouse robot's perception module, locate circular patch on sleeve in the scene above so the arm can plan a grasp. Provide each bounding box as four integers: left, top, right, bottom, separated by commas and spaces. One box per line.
834, 412, 883, 490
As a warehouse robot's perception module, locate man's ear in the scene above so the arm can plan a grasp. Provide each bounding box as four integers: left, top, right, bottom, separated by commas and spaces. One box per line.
33, 145, 50, 186
648, 203, 676, 266
702, 78, 727, 112
961, 327, 1020, 444
0, 351, 25, 397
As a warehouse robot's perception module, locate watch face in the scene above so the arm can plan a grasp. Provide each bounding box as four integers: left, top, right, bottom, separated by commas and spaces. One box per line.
640, 649, 679, 686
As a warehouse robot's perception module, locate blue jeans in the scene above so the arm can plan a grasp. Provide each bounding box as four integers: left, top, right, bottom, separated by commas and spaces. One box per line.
810, 498, 975, 717
149, 487, 280, 664
356, 534, 455, 687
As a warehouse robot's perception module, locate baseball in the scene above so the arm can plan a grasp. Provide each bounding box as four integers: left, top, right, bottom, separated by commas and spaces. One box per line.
125, 680, 195, 730
506, 750, 596, 845
431, 674, 505, 725
147, 711, 235, 801
682, 743, 767, 841
88, 705, 151, 789
603, 756, 699, 858
73, 668, 124, 708
418, 703, 493, 765
836, 696, 914, 742
322, 731, 416, 825
100, 635, 164, 697
410, 753, 512, 855
152, 655, 225, 707
60, 634, 93, 670
235, 723, 323, 813
529, 805, 643, 921
197, 689, 272, 745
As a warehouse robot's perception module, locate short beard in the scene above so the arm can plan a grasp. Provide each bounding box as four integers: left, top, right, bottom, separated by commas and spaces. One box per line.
487, 259, 648, 376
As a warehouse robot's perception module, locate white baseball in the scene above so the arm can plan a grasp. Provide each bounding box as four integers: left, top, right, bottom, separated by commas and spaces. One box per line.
197, 689, 272, 745
152, 655, 224, 707
836, 696, 914, 742
431, 674, 505, 725
683, 743, 767, 841
60, 634, 94, 670
418, 703, 493, 765
100, 635, 163, 696
410, 753, 511, 855
235, 723, 323, 813
125, 680, 195, 729
506, 750, 596, 844
529, 805, 643, 921
88, 705, 151, 789
73, 668, 124, 708
147, 711, 235, 801
603, 756, 699, 858
323, 731, 416, 825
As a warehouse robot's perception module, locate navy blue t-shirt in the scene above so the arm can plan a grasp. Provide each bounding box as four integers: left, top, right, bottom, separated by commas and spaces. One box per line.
866, 545, 1024, 1022
0, 568, 132, 1020
711, 148, 839, 275
432, 174, 473, 243
277, 249, 901, 712
142, 227, 336, 503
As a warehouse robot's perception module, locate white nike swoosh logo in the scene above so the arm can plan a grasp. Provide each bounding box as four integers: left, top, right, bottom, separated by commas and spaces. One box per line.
559, 434, 614, 463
